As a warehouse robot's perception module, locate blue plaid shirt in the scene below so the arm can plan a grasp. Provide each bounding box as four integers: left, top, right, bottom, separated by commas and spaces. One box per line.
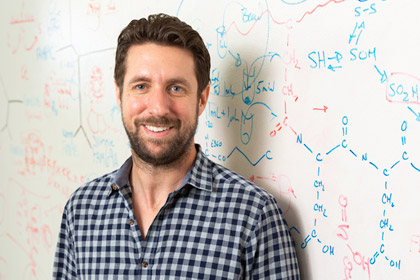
53, 145, 300, 279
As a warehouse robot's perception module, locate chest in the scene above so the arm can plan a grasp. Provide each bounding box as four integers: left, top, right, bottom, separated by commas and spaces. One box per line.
71, 192, 250, 278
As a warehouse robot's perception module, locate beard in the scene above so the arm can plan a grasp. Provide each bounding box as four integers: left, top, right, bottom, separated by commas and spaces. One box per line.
123, 115, 198, 167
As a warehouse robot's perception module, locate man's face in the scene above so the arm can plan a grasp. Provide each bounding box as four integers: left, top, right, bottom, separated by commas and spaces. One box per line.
116, 43, 209, 166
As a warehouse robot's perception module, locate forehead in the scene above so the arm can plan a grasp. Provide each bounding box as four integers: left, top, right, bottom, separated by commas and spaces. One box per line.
124, 43, 196, 84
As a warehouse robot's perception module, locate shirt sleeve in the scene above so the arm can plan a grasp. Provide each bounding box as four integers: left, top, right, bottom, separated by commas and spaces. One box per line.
245, 197, 300, 280
53, 206, 77, 279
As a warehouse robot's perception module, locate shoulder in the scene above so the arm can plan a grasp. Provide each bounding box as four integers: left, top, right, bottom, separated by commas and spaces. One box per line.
206, 160, 290, 244
64, 169, 118, 212
210, 159, 277, 210
193, 146, 275, 208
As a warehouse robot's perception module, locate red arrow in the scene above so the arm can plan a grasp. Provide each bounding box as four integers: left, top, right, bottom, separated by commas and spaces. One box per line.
313, 105, 328, 112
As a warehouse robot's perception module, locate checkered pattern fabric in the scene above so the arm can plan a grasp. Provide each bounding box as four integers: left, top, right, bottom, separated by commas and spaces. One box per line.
53, 145, 300, 279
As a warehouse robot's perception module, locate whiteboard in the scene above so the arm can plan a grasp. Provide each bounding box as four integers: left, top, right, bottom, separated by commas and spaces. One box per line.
1, 0, 420, 279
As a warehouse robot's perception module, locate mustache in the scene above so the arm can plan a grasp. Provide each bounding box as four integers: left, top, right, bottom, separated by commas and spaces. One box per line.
134, 117, 181, 128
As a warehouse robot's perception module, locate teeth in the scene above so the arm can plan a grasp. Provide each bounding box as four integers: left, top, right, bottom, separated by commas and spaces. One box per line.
145, 125, 170, 132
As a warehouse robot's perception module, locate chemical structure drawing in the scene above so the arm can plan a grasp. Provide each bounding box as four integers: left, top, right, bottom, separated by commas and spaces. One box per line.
1, 0, 419, 279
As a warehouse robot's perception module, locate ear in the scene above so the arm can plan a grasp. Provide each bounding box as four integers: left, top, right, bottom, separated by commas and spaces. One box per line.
115, 81, 122, 109
198, 84, 210, 116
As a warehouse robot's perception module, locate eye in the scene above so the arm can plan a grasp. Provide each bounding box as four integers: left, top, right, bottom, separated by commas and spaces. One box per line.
170, 85, 183, 93
136, 84, 146, 90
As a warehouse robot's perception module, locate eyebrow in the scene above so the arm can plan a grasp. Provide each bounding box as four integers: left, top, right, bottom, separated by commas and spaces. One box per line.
126, 76, 192, 89
167, 78, 192, 89
126, 76, 151, 86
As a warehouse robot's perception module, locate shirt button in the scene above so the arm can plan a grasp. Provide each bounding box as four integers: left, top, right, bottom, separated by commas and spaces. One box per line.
141, 261, 148, 268
112, 184, 118, 191
129, 219, 135, 226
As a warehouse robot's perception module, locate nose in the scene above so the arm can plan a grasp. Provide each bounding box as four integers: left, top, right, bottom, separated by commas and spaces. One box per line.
147, 86, 171, 116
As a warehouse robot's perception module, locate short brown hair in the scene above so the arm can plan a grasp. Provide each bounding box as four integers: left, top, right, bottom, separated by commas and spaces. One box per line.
114, 13, 211, 95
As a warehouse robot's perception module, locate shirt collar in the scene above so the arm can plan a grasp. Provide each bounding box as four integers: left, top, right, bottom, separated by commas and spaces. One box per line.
187, 144, 214, 192
109, 144, 213, 195
107, 157, 132, 196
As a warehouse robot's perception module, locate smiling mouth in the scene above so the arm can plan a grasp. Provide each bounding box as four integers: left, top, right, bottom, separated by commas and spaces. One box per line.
145, 125, 171, 132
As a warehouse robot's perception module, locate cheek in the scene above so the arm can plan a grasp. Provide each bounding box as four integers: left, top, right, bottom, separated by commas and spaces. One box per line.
123, 97, 145, 116
178, 102, 198, 122
130, 100, 144, 113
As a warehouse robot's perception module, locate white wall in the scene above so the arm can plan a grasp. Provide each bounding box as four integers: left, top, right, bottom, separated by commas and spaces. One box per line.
1, 0, 419, 279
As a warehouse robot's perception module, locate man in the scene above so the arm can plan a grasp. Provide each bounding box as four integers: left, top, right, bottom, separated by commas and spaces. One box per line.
53, 13, 300, 279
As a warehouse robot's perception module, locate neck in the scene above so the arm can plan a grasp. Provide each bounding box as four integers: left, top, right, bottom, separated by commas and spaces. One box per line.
129, 144, 197, 208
